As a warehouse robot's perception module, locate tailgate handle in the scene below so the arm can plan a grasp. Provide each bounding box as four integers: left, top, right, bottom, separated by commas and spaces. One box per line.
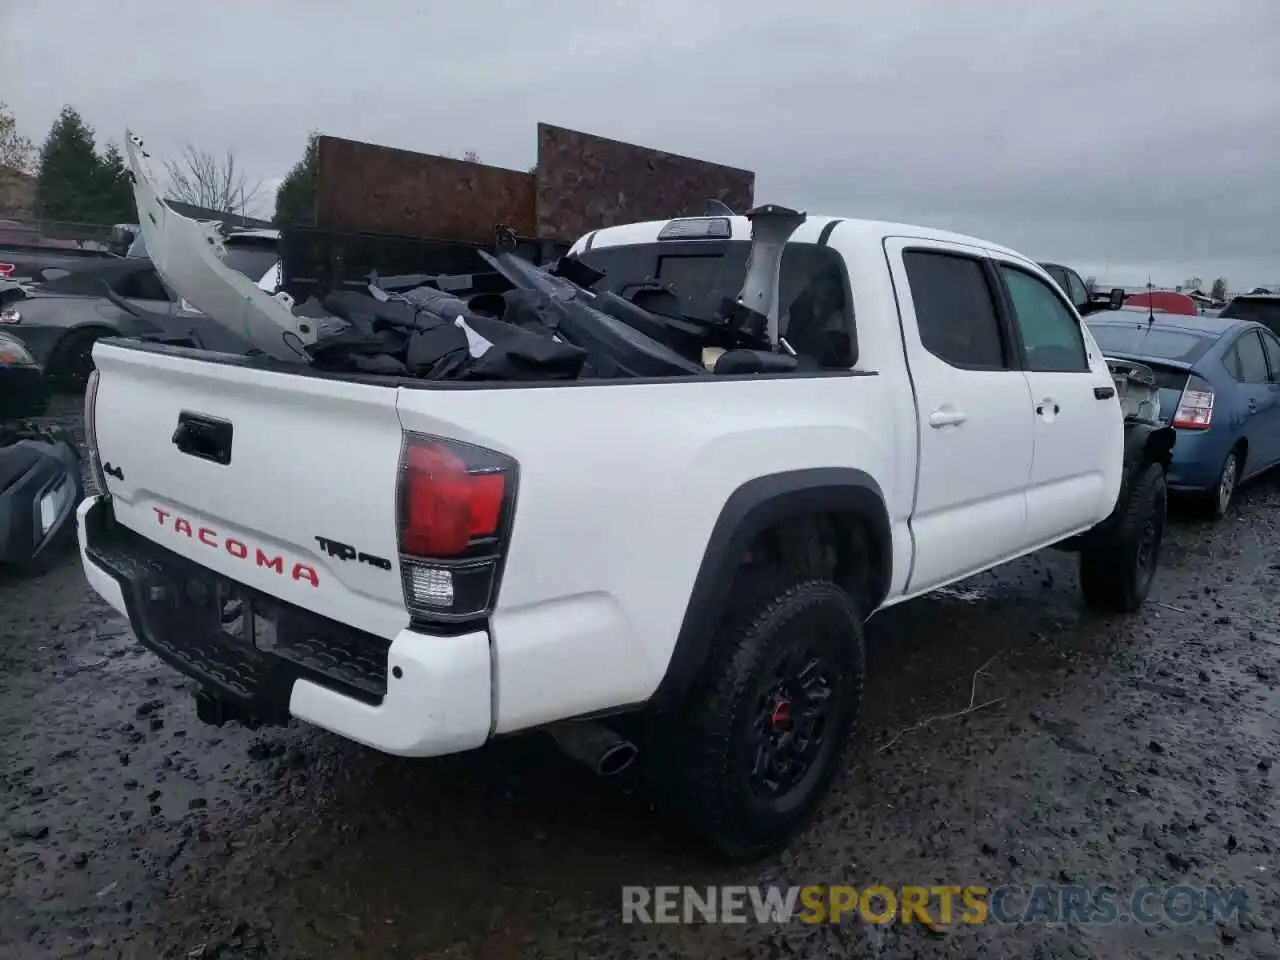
172, 411, 233, 466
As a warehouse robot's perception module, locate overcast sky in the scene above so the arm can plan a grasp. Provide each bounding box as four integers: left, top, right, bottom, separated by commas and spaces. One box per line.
3, 0, 1277, 288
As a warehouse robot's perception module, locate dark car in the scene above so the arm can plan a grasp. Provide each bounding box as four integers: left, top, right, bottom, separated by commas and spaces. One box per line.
1086, 309, 1280, 519
0, 330, 50, 420
0, 256, 260, 391
0, 332, 84, 570
0, 222, 119, 287
1038, 262, 1125, 316
1220, 292, 1280, 338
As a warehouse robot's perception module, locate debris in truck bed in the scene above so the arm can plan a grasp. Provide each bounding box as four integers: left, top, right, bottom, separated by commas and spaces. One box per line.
304, 280, 591, 381
125, 131, 840, 385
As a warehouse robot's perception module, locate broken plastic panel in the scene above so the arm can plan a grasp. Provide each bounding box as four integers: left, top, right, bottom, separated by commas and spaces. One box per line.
123, 131, 316, 363
734, 204, 807, 344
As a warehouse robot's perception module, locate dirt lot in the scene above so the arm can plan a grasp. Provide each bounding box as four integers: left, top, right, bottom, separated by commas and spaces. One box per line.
2, 399, 1278, 959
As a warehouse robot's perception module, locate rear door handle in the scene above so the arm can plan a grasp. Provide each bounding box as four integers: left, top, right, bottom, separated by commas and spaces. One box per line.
1094, 386, 1115, 400
172, 411, 233, 465
928, 408, 968, 428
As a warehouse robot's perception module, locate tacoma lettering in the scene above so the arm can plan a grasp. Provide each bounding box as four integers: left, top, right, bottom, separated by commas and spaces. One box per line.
152, 507, 319, 587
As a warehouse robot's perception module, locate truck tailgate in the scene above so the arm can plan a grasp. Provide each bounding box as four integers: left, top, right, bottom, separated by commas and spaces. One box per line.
91, 342, 410, 639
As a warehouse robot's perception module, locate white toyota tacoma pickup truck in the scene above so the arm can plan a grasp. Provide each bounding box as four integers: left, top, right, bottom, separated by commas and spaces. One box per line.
76, 136, 1175, 860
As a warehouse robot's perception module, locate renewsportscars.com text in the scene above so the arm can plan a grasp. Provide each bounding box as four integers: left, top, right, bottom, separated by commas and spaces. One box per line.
621, 884, 1249, 926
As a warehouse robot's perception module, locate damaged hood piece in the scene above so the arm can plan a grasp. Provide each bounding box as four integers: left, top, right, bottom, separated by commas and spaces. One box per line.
123, 132, 315, 362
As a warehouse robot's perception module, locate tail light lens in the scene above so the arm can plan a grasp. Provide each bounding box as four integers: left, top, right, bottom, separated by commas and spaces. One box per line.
84, 368, 109, 494
396, 433, 517, 622
1171, 375, 1214, 430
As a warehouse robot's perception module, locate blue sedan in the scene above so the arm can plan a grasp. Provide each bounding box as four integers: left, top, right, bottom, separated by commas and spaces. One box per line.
1086, 309, 1280, 519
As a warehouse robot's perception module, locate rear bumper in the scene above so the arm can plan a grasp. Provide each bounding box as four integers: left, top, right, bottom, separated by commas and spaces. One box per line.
76, 496, 493, 757
1164, 428, 1225, 492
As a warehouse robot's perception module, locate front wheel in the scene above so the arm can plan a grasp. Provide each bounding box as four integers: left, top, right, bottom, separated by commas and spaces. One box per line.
1079, 462, 1167, 613
647, 575, 865, 862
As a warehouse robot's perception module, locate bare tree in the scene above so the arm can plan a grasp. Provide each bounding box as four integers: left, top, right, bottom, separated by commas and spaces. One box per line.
462, 150, 480, 163
164, 143, 263, 218
1210, 277, 1228, 301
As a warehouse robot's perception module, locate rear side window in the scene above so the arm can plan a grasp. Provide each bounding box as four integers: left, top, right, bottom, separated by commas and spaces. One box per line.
999, 265, 1090, 373
1066, 270, 1089, 309
1227, 331, 1269, 382
1261, 329, 1280, 379
903, 250, 1008, 370
114, 268, 170, 302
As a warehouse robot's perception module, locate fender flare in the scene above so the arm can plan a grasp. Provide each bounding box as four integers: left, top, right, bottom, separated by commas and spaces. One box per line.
647, 467, 891, 712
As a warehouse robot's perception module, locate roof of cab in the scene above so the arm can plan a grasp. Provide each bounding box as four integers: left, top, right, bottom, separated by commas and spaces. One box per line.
579, 214, 1037, 267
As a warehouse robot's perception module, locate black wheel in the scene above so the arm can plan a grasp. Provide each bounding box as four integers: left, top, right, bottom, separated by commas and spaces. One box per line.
1080, 462, 1167, 613
1201, 446, 1242, 521
48, 329, 104, 393
647, 572, 865, 861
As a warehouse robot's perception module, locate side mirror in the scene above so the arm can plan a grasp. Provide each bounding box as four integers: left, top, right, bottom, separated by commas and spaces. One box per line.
1108, 288, 1125, 310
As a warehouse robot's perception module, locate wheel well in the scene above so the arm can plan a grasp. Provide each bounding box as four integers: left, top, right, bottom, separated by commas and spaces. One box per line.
649, 469, 890, 712
743, 511, 886, 615
49, 325, 114, 373
1232, 438, 1247, 472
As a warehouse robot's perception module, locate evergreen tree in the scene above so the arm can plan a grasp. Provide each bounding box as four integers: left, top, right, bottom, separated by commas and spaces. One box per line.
95, 141, 136, 223
35, 105, 103, 222
274, 131, 319, 225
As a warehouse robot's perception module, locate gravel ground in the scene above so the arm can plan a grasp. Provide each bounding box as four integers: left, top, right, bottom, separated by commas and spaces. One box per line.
2, 398, 1278, 959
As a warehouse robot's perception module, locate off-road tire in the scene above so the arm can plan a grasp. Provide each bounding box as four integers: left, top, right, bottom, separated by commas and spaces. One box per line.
1080, 462, 1167, 613
48, 329, 103, 393
647, 570, 865, 862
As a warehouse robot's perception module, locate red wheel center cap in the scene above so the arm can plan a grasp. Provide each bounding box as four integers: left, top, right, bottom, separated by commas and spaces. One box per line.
770, 699, 792, 731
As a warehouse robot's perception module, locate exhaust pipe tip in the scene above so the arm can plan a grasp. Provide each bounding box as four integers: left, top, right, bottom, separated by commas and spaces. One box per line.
596, 740, 639, 777
547, 720, 639, 778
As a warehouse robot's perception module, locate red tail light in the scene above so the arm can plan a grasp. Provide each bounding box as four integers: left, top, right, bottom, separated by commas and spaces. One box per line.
1171, 375, 1214, 430
396, 433, 517, 622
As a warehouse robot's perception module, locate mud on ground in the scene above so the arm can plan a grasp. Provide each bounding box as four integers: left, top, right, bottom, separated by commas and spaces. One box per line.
2, 398, 1278, 959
